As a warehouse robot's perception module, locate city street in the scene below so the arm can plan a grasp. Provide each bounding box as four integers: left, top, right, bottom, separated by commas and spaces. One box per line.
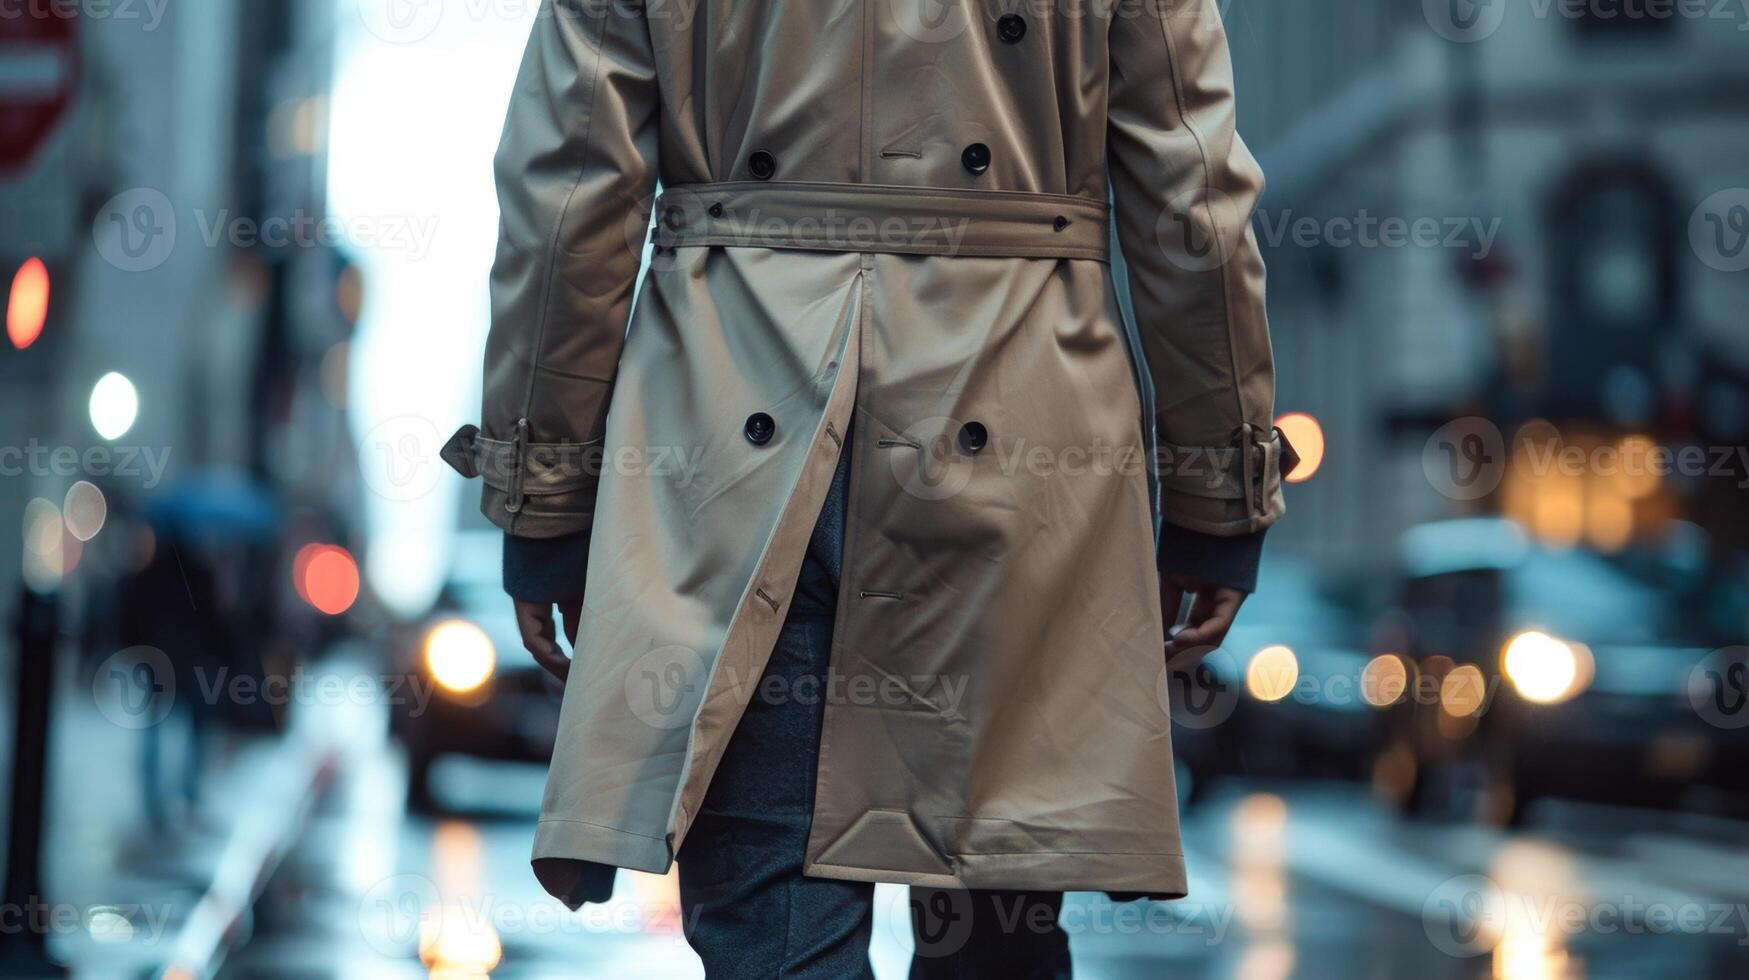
5, 2, 1748, 979
183, 695, 1749, 979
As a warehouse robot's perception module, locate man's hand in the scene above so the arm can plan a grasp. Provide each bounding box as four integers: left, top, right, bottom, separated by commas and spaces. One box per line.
514, 599, 582, 681
1161, 573, 1247, 660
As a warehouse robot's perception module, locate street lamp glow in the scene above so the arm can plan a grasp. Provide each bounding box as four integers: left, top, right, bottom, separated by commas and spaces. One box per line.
89, 372, 139, 440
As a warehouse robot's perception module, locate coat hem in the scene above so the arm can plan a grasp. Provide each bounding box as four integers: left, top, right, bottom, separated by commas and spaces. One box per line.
801, 852, 1188, 900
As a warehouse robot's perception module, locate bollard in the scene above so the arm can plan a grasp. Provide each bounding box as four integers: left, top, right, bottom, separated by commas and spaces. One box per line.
0, 587, 66, 976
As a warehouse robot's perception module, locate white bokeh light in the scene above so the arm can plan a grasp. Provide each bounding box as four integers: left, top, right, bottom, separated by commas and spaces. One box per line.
89, 372, 139, 441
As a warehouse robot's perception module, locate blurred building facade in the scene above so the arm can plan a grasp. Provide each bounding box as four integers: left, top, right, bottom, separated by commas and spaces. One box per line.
1229, 0, 1749, 578
8, 1, 1748, 612
2, 1, 362, 609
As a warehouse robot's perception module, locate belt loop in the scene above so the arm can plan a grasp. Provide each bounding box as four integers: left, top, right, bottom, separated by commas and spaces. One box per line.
506, 418, 529, 515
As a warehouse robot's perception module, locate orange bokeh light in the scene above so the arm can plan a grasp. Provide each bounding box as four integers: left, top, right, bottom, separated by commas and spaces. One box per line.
1275, 412, 1325, 483
294, 543, 360, 615
8, 257, 50, 350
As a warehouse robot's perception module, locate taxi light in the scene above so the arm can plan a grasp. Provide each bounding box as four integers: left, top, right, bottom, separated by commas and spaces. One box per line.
424, 619, 496, 695
1501, 630, 1589, 705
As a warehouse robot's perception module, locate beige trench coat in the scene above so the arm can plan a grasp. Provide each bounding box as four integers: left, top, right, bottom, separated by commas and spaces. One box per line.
445, 0, 1287, 906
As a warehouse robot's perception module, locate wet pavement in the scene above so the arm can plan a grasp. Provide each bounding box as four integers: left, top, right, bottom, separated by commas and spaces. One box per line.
31, 655, 1749, 979
209, 731, 1749, 979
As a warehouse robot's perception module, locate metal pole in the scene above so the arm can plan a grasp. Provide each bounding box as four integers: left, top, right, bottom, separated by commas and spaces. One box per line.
0, 587, 65, 976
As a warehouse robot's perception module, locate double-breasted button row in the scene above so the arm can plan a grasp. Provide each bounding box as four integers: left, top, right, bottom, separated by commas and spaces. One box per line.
747, 143, 994, 178
963, 10, 1027, 176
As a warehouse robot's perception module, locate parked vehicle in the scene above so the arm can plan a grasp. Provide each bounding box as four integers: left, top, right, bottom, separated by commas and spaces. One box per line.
390, 529, 564, 811
1379, 518, 1749, 824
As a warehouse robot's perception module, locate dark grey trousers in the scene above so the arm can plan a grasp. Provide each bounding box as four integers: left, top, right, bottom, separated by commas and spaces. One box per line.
676, 446, 1072, 979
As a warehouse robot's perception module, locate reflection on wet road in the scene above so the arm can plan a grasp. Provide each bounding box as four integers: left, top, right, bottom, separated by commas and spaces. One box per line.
211, 726, 1749, 980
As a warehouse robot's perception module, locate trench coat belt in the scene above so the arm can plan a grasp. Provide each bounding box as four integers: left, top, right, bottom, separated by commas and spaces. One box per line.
650, 181, 1111, 261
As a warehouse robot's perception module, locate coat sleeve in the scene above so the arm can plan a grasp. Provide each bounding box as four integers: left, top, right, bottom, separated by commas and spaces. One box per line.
442, 0, 661, 538
1106, 0, 1288, 540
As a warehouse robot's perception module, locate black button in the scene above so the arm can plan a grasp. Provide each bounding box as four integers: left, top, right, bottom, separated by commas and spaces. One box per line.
748, 149, 777, 180
708, 202, 725, 218
663, 206, 685, 230
961, 143, 991, 176
744, 413, 776, 446
957, 421, 989, 455
997, 14, 1027, 43
1053, 215, 1069, 232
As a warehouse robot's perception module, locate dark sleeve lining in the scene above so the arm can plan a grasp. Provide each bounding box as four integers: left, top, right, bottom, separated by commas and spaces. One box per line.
1157, 523, 1268, 594
503, 530, 590, 604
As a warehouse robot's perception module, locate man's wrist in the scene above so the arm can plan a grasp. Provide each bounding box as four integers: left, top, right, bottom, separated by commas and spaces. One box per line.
1157, 523, 1268, 594
503, 531, 590, 604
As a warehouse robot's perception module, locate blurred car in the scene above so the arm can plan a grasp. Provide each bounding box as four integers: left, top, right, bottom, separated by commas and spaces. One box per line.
1168, 557, 1382, 804
1378, 517, 1749, 825
390, 529, 564, 811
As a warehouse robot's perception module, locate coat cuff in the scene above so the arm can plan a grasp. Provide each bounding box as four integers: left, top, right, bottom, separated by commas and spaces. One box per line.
1155, 423, 1296, 536
1157, 523, 1268, 594
503, 531, 590, 604
442, 424, 603, 537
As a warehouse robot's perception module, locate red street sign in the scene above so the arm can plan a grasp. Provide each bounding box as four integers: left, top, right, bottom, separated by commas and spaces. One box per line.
0, 9, 78, 174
